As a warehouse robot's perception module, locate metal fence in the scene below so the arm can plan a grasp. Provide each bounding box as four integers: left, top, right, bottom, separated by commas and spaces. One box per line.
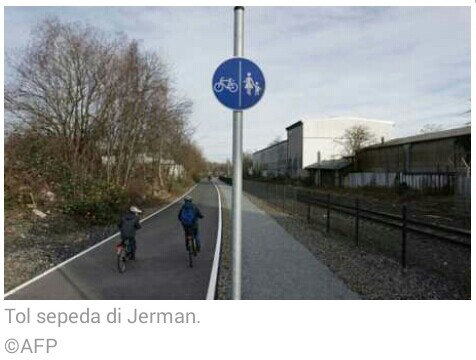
220, 177, 471, 284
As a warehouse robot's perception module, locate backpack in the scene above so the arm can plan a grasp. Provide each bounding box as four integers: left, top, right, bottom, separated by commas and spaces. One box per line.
180, 205, 196, 226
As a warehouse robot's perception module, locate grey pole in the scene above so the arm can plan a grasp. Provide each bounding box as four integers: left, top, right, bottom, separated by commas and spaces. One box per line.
232, 6, 244, 300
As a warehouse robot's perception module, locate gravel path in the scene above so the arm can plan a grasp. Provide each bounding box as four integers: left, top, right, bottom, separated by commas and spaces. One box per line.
217, 182, 358, 300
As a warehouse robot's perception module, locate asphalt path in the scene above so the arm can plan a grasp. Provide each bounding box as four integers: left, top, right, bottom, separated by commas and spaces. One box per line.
5, 181, 220, 300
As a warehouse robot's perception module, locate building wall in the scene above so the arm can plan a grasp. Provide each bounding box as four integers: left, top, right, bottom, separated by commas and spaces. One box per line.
301, 117, 394, 169
252, 141, 288, 177
275, 141, 288, 175
356, 146, 405, 172
252, 150, 266, 175
287, 125, 303, 177
411, 139, 455, 172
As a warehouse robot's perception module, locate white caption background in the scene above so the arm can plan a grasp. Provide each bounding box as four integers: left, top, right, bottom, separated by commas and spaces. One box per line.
1, 301, 473, 360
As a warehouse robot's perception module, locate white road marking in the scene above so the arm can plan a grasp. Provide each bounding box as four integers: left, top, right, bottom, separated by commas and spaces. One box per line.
206, 180, 223, 300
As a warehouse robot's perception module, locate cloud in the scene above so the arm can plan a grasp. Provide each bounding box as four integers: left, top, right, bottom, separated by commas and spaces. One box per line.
4, 6, 470, 161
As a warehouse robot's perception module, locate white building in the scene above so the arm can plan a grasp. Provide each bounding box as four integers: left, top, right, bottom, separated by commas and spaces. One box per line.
101, 155, 185, 179
253, 116, 394, 178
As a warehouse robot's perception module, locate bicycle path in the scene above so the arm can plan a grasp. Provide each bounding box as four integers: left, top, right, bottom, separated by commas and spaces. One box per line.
219, 182, 359, 300
5, 181, 220, 300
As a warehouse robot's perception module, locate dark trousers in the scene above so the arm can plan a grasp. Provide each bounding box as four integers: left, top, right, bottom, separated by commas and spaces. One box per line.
121, 236, 136, 254
183, 226, 201, 249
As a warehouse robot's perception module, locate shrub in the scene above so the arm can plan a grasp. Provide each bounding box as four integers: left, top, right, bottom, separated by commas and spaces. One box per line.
192, 173, 202, 183
63, 182, 128, 225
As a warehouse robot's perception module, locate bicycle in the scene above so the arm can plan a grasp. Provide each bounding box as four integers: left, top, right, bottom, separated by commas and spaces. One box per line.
116, 239, 135, 273
213, 77, 238, 93
185, 232, 198, 268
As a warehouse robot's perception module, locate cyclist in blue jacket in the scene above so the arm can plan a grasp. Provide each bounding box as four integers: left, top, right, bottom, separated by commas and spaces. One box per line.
178, 196, 204, 252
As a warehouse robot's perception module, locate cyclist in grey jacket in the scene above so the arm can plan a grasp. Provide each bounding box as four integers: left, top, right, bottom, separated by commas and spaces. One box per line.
118, 206, 142, 259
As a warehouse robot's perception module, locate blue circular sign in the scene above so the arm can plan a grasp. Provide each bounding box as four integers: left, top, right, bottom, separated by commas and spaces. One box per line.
212, 57, 265, 110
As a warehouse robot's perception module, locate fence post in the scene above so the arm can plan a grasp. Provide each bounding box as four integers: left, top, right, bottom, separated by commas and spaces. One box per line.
401, 205, 407, 269
326, 193, 330, 233
282, 185, 285, 212
355, 198, 359, 247
293, 187, 299, 215
293, 188, 296, 215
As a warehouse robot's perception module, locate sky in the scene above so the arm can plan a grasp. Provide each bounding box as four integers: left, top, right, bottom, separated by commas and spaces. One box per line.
4, 6, 471, 162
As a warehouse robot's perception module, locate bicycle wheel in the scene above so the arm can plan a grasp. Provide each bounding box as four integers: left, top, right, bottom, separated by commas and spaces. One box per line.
213, 82, 224, 93
117, 250, 126, 273
187, 237, 194, 268
228, 82, 238, 93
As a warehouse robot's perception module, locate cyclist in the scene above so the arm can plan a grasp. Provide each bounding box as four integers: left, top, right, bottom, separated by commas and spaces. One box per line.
178, 196, 204, 252
118, 206, 142, 260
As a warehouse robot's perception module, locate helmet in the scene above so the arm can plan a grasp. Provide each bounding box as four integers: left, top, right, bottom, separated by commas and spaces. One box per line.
184, 195, 192, 202
130, 206, 142, 214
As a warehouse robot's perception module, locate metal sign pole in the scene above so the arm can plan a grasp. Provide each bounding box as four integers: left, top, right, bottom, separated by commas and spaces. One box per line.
232, 6, 244, 300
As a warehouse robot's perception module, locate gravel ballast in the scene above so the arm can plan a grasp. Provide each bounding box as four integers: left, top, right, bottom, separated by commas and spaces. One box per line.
216, 188, 232, 300
243, 192, 469, 300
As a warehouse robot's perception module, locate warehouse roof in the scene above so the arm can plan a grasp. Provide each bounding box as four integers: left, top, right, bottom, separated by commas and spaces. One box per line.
363, 125, 470, 151
252, 140, 288, 155
286, 117, 394, 132
305, 158, 352, 170
300, 116, 395, 126
285, 121, 303, 131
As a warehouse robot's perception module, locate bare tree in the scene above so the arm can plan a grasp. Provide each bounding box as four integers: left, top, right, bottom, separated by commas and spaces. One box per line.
336, 125, 376, 157
420, 123, 443, 134
268, 136, 282, 147
243, 151, 253, 175
5, 19, 118, 198
5, 18, 203, 216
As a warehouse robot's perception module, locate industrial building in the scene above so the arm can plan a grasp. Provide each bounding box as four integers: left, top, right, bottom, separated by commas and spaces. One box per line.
341, 125, 471, 190
252, 116, 394, 177
303, 125, 470, 192
354, 125, 470, 173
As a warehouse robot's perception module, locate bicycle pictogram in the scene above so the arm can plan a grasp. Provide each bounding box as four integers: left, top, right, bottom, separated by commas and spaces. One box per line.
213, 77, 239, 93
